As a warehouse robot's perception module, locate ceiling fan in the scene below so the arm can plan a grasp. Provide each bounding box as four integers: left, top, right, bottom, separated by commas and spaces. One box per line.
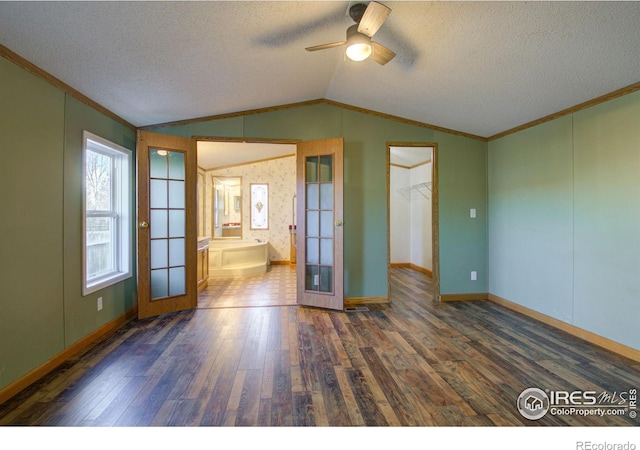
305, 1, 396, 65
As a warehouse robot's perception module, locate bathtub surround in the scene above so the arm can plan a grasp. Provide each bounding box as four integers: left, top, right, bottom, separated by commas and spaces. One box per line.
208, 239, 269, 277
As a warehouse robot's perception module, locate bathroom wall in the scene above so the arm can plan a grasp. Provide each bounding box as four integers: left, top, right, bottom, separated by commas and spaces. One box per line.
207, 155, 296, 261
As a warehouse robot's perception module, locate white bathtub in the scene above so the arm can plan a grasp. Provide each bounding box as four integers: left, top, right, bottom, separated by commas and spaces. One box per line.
208, 239, 269, 277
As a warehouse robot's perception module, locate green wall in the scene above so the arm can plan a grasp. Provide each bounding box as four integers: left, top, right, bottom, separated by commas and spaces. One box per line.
0, 56, 137, 391
0, 56, 65, 389
436, 131, 488, 295
572, 93, 640, 348
489, 117, 574, 320
488, 91, 640, 350
154, 104, 489, 298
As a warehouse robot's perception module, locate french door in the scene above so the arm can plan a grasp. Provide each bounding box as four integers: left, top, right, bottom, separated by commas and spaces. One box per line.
136, 131, 197, 319
296, 138, 344, 310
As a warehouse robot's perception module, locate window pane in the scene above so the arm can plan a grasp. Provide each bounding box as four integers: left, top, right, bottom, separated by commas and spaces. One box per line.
320, 155, 333, 182
306, 211, 319, 237
150, 209, 168, 239
306, 238, 319, 264
319, 266, 333, 293
150, 239, 168, 269
168, 151, 185, 180
305, 265, 319, 291
150, 149, 167, 178
150, 179, 167, 208
306, 156, 318, 183
320, 211, 333, 237
169, 267, 186, 296
320, 183, 333, 210
306, 183, 319, 210
169, 238, 185, 267
86, 216, 114, 278
168, 180, 185, 209
320, 238, 333, 265
169, 210, 185, 238
86, 150, 112, 211
151, 269, 168, 299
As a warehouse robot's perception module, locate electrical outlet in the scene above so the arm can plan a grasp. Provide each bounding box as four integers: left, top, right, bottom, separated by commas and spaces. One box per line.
470, 208, 477, 218
471, 271, 477, 281
97, 297, 103, 311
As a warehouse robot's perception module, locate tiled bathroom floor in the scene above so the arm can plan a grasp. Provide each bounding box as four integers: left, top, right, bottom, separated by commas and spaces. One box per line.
198, 264, 297, 309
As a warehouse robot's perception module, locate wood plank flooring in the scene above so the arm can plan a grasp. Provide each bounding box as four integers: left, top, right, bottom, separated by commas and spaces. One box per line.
1, 267, 638, 427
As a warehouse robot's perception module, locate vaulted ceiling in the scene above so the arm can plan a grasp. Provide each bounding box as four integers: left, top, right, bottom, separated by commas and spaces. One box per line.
1, 1, 639, 139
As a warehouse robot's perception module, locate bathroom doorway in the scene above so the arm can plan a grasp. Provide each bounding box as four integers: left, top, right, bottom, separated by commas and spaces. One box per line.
195, 139, 298, 308
387, 143, 439, 302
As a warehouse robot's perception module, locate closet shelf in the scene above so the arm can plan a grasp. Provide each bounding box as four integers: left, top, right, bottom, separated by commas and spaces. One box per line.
398, 182, 432, 199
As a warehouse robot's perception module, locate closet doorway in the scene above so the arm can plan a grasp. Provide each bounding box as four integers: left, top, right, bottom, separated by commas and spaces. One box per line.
387, 143, 439, 302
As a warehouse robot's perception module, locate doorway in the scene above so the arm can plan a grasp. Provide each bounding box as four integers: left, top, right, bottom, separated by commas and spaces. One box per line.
195, 139, 298, 308
387, 143, 439, 302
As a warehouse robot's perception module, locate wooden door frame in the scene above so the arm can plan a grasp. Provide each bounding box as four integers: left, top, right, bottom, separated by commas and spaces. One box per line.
386, 142, 440, 301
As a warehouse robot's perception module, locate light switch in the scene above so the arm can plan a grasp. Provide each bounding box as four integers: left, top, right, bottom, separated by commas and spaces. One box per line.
470, 208, 476, 218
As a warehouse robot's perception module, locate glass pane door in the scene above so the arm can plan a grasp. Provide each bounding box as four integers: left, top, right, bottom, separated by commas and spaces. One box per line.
304, 155, 334, 293
296, 138, 343, 310
149, 148, 186, 300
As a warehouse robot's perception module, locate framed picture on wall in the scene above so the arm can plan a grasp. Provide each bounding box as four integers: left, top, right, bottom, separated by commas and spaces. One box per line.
250, 183, 268, 230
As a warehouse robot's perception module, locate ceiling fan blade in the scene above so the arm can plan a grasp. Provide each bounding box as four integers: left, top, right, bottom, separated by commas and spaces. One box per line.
371, 41, 396, 65
357, 1, 391, 37
305, 41, 346, 52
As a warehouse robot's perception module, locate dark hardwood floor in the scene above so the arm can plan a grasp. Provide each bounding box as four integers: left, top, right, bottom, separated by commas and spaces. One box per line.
1, 267, 638, 427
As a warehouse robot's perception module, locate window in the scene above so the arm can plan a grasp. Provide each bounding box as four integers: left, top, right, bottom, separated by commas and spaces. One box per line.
83, 131, 132, 295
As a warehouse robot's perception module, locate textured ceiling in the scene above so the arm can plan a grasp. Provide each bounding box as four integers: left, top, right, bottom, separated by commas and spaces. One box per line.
1, 1, 639, 138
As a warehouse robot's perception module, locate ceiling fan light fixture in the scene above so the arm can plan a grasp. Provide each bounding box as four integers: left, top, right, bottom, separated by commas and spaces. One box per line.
345, 24, 371, 61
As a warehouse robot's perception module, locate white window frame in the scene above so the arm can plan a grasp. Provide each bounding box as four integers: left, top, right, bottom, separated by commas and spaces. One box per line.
82, 131, 132, 295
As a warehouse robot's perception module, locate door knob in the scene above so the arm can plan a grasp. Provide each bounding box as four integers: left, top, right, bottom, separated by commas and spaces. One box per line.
335, 220, 343, 227
139, 221, 149, 229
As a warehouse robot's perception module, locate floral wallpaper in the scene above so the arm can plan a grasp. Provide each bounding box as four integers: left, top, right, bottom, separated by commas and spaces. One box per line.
204, 155, 296, 262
